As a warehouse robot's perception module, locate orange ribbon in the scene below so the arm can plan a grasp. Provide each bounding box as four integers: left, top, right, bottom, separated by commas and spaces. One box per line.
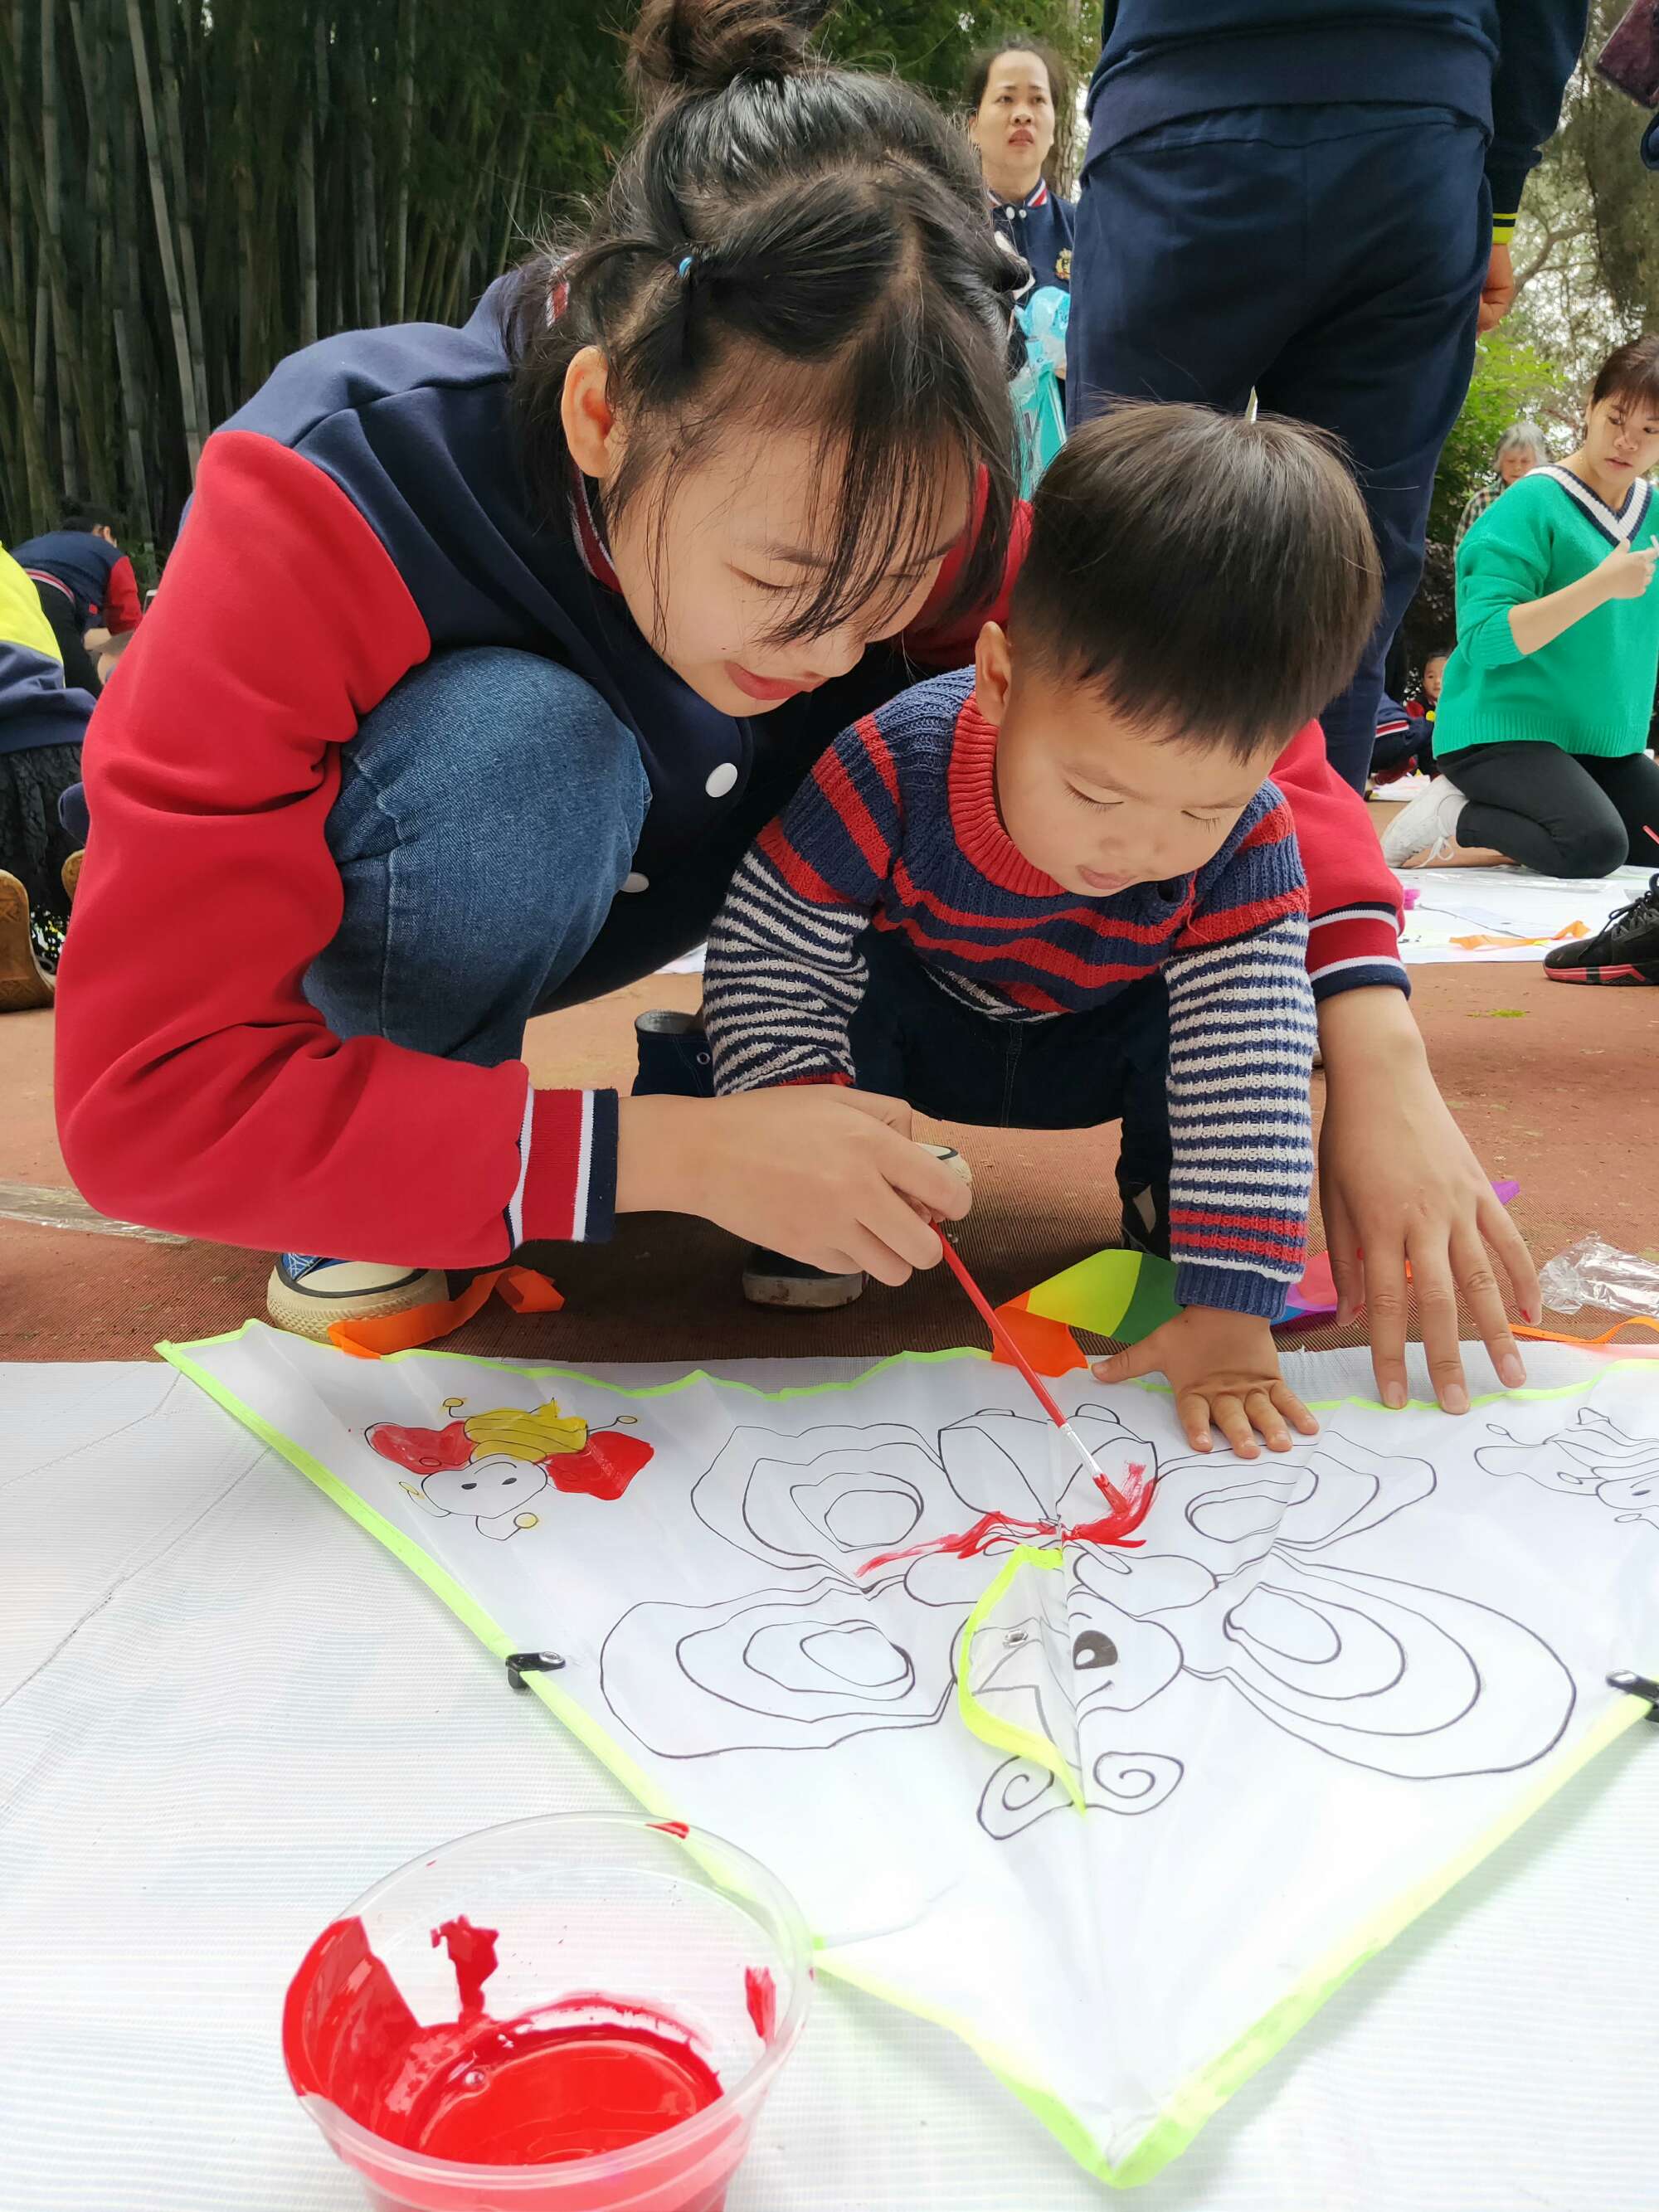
328, 1266, 564, 1359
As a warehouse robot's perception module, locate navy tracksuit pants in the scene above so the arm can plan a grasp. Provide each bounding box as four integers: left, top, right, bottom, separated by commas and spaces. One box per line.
1067, 103, 1491, 793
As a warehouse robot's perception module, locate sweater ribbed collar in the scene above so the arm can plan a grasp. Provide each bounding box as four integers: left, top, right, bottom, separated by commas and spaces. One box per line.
946, 691, 1071, 899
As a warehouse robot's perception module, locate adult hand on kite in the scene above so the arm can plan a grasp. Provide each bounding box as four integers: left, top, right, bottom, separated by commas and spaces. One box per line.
1092, 1306, 1317, 1458
1316, 989, 1540, 1415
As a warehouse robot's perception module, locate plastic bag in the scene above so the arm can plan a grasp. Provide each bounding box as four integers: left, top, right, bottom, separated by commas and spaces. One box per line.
1011, 286, 1069, 496
1538, 1232, 1659, 1320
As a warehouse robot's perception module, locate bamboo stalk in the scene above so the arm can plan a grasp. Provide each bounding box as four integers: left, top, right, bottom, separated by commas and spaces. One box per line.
123, 0, 203, 473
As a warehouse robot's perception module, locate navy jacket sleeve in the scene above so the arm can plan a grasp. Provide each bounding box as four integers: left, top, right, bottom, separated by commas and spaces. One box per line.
1488, 1, 1588, 221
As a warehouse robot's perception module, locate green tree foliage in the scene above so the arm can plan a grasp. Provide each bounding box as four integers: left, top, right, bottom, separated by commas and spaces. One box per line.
1428, 327, 1563, 544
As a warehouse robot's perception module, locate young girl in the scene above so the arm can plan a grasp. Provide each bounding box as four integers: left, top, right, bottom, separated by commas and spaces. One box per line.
966, 42, 1076, 294
56, 0, 1534, 1417
1384, 338, 1659, 883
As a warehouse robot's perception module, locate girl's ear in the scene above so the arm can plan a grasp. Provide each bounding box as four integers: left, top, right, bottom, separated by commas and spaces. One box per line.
562, 345, 622, 481
973, 621, 1014, 727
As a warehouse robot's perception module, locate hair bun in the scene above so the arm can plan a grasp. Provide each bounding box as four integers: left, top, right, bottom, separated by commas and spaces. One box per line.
627, 0, 825, 111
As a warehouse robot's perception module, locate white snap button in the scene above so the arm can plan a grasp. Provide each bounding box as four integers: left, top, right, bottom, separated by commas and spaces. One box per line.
620, 871, 649, 894
704, 761, 739, 798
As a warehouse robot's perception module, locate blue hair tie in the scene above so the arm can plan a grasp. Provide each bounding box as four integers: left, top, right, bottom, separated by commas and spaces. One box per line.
677, 253, 696, 280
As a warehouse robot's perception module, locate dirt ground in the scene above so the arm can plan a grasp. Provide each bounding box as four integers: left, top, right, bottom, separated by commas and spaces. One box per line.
3, 939, 1651, 1367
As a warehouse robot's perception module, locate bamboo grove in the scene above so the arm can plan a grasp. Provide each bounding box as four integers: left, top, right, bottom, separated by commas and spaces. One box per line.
0, 1, 1092, 568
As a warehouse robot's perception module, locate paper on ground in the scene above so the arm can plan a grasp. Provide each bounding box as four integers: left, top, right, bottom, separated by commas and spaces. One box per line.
1396, 863, 1646, 964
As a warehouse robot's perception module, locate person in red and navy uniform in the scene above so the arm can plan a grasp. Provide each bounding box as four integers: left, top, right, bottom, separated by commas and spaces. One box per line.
10, 507, 143, 693
966, 43, 1078, 294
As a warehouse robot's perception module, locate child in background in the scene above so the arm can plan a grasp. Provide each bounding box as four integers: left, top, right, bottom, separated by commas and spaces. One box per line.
704, 406, 1382, 1458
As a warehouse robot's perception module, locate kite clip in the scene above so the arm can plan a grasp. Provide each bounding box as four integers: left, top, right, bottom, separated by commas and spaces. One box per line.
505, 1650, 566, 1691
1608, 1670, 1659, 1722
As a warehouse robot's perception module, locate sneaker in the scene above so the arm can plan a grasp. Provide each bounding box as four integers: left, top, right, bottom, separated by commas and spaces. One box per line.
266, 1254, 451, 1341
742, 1247, 868, 1309
0, 870, 55, 1012
1379, 775, 1467, 868
633, 1009, 715, 1099
1544, 873, 1659, 984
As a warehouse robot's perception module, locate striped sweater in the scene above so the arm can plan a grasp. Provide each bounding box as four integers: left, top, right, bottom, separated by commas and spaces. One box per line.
704, 668, 1316, 1320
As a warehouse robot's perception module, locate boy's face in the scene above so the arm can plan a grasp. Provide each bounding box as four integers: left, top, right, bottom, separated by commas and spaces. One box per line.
974, 625, 1277, 896
1423, 656, 1447, 702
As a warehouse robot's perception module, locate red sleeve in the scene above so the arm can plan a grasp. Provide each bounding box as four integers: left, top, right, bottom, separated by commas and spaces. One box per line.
901, 488, 1033, 669
1269, 718, 1408, 1001
56, 430, 615, 1264
103, 553, 144, 635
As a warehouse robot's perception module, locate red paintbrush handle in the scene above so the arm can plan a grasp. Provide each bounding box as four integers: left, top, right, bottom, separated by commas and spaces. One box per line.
936, 1232, 1069, 1430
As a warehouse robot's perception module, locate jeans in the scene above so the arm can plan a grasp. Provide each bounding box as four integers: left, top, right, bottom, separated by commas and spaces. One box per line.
1068, 105, 1488, 792
304, 648, 653, 1065
1444, 741, 1659, 878
303, 642, 923, 1066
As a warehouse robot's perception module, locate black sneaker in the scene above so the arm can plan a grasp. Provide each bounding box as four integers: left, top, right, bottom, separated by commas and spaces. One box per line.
1544, 874, 1659, 984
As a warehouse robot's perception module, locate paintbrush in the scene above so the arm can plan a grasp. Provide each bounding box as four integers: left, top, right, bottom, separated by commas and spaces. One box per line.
935, 1230, 1131, 1514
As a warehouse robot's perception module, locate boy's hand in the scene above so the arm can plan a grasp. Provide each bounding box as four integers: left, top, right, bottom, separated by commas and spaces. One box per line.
1092, 1307, 1318, 1457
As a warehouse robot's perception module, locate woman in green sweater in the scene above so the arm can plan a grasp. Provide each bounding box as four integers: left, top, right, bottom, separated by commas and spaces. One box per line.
1383, 336, 1659, 882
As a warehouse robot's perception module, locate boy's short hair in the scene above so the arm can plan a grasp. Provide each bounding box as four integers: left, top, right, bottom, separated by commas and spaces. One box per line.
1010, 403, 1382, 761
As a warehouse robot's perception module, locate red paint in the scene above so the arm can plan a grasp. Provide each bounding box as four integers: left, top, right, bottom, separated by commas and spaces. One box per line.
285, 1914, 722, 2168
433, 1916, 499, 2020
859, 1461, 1156, 1577
367, 1419, 474, 1475
743, 1968, 776, 2043
549, 1430, 654, 1502
650, 1821, 690, 1840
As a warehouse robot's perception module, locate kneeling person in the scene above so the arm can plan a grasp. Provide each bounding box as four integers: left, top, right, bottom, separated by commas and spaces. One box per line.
703, 405, 1380, 1455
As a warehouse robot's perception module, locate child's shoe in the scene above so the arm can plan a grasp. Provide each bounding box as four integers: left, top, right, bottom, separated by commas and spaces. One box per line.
633, 1009, 714, 1098
0, 870, 55, 1011
1544, 873, 1659, 984
266, 1254, 451, 1340
742, 1247, 868, 1309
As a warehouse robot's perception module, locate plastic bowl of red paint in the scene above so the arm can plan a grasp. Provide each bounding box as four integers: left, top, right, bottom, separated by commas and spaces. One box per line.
283, 1812, 812, 2212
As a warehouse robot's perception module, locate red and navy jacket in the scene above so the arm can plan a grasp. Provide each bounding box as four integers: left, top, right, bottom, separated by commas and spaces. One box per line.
990, 179, 1077, 293
9, 528, 144, 636
55, 276, 1404, 1272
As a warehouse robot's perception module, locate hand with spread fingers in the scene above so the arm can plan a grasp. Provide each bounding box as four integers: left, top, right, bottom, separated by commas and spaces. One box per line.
1092, 1306, 1319, 1458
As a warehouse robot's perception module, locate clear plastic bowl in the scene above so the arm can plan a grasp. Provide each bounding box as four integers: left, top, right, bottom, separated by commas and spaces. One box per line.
283, 1812, 813, 2212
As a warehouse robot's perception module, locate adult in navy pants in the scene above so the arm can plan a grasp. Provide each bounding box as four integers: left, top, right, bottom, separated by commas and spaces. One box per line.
1067, 2, 1587, 792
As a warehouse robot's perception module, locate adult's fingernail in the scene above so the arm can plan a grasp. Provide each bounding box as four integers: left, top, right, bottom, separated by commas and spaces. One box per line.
1500, 1354, 1525, 1388
1384, 1382, 1406, 1409
1443, 1384, 1469, 1415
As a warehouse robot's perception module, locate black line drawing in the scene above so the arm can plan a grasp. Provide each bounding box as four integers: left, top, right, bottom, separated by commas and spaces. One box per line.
599, 1575, 961, 1755
600, 1407, 1579, 1819
398, 1456, 549, 1540
1477, 1408, 1659, 1532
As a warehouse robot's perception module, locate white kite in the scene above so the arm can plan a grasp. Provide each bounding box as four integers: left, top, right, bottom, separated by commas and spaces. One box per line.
166, 1326, 1659, 2185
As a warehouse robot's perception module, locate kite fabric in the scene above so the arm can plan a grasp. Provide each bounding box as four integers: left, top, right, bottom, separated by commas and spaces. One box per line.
163, 1325, 1659, 2187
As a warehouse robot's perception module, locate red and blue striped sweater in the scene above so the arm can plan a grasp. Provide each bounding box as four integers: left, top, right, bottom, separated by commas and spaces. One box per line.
704, 668, 1316, 1319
